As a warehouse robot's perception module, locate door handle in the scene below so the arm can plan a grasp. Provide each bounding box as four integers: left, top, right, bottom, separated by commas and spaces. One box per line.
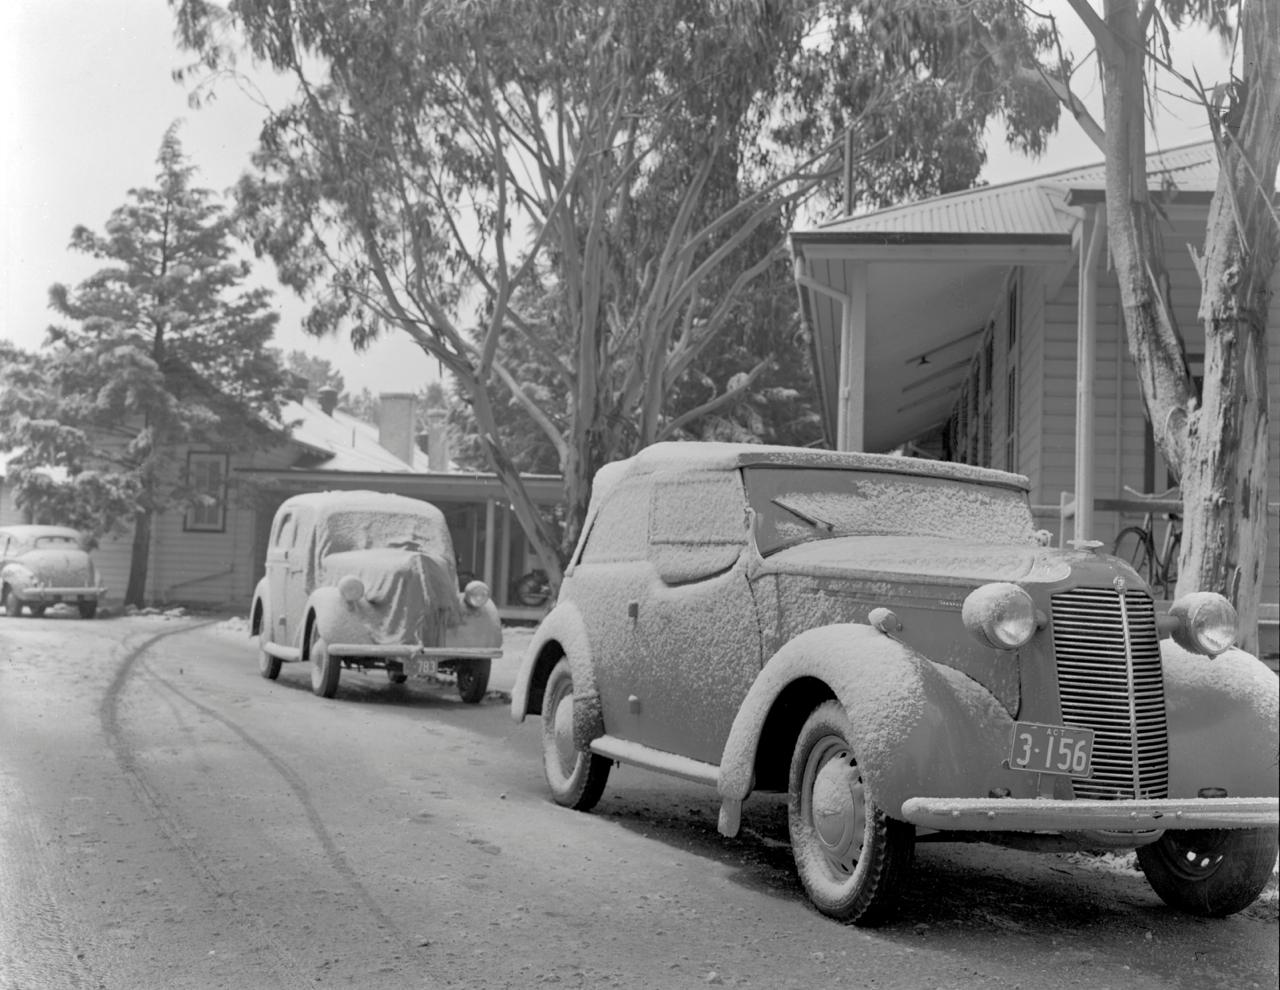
627, 600, 639, 620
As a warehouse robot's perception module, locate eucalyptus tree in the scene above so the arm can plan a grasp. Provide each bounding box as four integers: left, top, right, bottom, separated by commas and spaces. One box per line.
0, 126, 287, 606
1017, 0, 1279, 650
172, 0, 1058, 582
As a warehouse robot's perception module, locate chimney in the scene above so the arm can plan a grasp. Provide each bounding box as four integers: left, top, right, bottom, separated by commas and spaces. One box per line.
378, 392, 416, 466
317, 386, 339, 416
422, 408, 450, 472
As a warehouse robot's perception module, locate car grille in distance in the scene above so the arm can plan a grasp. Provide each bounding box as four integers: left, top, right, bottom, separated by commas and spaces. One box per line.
1050, 587, 1169, 800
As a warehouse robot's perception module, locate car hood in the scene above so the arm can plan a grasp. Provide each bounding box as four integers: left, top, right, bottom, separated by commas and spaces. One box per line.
321, 548, 460, 636
3, 548, 94, 584
763, 535, 1072, 586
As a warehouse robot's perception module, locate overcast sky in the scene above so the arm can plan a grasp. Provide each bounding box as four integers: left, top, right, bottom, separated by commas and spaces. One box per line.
1, 1, 1232, 397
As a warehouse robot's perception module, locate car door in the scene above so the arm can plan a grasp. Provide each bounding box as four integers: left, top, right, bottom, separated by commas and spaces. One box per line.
625, 472, 762, 764
265, 506, 303, 646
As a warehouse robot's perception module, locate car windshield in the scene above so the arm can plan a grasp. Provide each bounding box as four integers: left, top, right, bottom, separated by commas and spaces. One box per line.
318, 511, 450, 558
744, 465, 1036, 556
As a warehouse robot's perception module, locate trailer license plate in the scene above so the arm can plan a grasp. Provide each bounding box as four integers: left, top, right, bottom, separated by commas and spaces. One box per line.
413, 658, 438, 678
1008, 721, 1094, 777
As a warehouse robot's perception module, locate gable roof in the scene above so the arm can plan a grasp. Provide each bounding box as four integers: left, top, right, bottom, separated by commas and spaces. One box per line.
281, 398, 435, 473
794, 141, 1216, 246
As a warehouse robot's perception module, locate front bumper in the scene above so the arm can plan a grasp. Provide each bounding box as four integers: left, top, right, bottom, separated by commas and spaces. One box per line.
901, 796, 1280, 832
18, 586, 107, 603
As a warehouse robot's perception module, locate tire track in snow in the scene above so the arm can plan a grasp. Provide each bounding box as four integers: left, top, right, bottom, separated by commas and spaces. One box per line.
99, 621, 410, 963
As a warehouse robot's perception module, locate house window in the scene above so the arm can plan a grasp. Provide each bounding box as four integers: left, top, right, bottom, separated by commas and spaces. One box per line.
185, 452, 228, 533
1007, 279, 1019, 351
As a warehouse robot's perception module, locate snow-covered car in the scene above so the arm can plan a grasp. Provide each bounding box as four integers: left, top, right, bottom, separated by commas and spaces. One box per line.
250, 491, 501, 702
0, 524, 106, 619
512, 442, 1279, 924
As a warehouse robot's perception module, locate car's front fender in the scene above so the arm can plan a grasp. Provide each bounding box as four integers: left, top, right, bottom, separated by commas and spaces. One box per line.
445, 598, 502, 651
1162, 641, 1279, 799
305, 587, 374, 649
716, 623, 1011, 837
250, 578, 269, 638
509, 600, 605, 749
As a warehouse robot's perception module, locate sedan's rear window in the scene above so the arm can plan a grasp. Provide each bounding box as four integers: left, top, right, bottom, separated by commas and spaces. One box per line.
319, 511, 450, 558
745, 465, 1035, 556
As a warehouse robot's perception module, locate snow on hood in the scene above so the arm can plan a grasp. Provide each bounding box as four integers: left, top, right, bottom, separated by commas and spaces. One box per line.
765, 535, 1072, 585
322, 548, 460, 641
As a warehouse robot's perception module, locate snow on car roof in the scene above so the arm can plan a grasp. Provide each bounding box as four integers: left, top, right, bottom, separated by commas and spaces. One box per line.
278, 490, 446, 523
617, 442, 1030, 490
0, 524, 85, 540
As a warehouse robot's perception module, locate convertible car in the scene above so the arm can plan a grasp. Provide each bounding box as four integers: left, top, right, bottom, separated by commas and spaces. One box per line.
512, 442, 1279, 924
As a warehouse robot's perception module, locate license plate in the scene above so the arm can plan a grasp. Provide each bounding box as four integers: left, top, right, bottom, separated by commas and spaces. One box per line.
1008, 721, 1094, 777
413, 658, 439, 678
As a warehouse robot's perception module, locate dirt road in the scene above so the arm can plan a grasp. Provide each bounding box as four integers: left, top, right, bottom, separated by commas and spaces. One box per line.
1, 613, 1275, 989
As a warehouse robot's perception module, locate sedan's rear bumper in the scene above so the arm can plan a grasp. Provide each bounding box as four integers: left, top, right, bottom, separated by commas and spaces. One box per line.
329, 643, 501, 661
19, 586, 107, 602
900, 795, 1279, 832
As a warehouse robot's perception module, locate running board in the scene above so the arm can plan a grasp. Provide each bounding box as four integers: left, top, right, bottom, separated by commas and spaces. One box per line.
588, 735, 719, 787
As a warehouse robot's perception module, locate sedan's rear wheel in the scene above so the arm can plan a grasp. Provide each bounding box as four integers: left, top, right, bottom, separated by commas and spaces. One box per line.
1137, 827, 1278, 917
788, 701, 914, 925
309, 624, 341, 698
78, 601, 97, 619
456, 659, 491, 704
541, 658, 610, 811
4, 588, 23, 617
29, 605, 47, 618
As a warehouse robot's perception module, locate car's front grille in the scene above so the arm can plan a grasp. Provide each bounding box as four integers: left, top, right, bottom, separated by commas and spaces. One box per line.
1050, 587, 1169, 800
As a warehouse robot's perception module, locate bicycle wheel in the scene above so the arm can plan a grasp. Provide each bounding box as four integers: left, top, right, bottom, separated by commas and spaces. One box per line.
1160, 531, 1180, 597
1113, 527, 1155, 587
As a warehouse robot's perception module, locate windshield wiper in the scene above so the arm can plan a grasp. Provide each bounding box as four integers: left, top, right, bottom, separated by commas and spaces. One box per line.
771, 496, 835, 534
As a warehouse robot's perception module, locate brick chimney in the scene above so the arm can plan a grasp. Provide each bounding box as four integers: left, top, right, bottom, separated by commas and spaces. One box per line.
378, 393, 416, 466
422, 408, 450, 472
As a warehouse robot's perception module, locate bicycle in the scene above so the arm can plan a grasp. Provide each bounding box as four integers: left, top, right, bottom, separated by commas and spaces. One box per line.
1112, 485, 1182, 599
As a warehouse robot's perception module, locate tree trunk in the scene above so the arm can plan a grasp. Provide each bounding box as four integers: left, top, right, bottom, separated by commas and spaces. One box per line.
1176, 0, 1280, 654
125, 509, 152, 608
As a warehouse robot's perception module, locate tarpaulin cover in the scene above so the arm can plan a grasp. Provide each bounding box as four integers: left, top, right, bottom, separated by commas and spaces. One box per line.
315, 508, 460, 645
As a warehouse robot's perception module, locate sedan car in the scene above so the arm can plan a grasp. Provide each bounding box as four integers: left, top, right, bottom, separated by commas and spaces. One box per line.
511, 442, 1279, 924
0, 524, 106, 619
250, 490, 502, 701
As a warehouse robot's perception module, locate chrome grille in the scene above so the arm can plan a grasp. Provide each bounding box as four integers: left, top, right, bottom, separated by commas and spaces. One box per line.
1050, 588, 1169, 800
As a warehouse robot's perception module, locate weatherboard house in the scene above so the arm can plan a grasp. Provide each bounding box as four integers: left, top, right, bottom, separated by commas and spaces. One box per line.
0, 390, 561, 621
790, 140, 1278, 655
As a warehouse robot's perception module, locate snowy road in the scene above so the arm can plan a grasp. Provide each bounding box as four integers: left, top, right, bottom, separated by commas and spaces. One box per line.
1, 613, 1275, 990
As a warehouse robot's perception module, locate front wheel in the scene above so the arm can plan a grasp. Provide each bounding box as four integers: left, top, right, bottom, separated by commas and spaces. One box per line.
309, 624, 341, 698
258, 630, 282, 680
4, 588, 23, 617
788, 701, 914, 925
456, 659, 491, 704
541, 658, 610, 811
1137, 827, 1278, 917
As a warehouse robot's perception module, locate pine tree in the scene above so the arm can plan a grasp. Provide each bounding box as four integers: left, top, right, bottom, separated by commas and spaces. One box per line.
0, 124, 287, 606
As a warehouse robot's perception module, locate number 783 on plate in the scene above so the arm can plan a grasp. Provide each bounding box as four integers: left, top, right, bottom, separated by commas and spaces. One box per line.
1008, 721, 1095, 777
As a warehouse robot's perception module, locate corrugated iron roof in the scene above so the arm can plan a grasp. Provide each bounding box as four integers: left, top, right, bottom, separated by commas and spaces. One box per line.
283, 398, 435, 473
799, 140, 1217, 241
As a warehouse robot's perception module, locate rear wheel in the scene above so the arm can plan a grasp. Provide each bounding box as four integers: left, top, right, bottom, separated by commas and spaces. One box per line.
4, 588, 23, 617
788, 701, 914, 925
1137, 827, 1278, 917
309, 623, 341, 698
78, 601, 97, 619
29, 605, 47, 618
1113, 526, 1155, 587
456, 659, 491, 704
387, 665, 408, 685
541, 658, 610, 810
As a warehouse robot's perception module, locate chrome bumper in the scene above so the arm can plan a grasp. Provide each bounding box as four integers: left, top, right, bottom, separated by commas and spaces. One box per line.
329, 643, 501, 661
900, 796, 1280, 832
21, 586, 106, 601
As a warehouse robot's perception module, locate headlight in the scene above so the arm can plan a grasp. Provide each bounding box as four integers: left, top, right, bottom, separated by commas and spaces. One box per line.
462, 580, 490, 609
337, 574, 365, 603
1168, 591, 1237, 656
962, 582, 1038, 651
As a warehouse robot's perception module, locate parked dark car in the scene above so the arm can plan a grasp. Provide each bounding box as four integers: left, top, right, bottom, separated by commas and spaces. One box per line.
0, 525, 106, 618
512, 442, 1279, 924
250, 491, 501, 701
